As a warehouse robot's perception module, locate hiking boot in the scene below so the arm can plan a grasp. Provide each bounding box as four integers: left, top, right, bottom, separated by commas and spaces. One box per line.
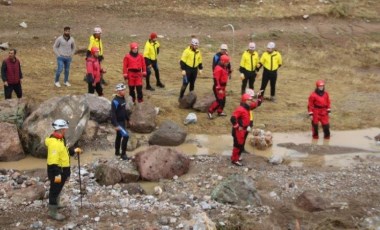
217, 112, 227, 116
121, 154, 129, 161
64, 81, 71, 87
48, 205, 65, 221
54, 82, 61, 88
146, 86, 155, 91
232, 160, 244, 166
56, 195, 65, 209
115, 150, 120, 156
207, 112, 213, 119
270, 96, 276, 102
157, 82, 165, 88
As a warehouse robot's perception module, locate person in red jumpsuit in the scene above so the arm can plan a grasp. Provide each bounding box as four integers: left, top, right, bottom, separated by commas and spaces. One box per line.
308, 80, 331, 139
86, 47, 106, 96
207, 55, 230, 119
123, 42, 146, 103
230, 93, 263, 166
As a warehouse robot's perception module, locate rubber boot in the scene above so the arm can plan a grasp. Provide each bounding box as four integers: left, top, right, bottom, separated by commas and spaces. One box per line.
48, 205, 65, 221
56, 195, 65, 209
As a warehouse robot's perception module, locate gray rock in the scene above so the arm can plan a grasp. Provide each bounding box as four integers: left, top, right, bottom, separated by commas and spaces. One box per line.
85, 94, 111, 123
0, 122, 25, 161
149, 120, 187, 146
295, 191, 326, 212
94, 163, 122, 186
192, 94, 214, 112
179, 92, 197, 109
129, 102, 156, 133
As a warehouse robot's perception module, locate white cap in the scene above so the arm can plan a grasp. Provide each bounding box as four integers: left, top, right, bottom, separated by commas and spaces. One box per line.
191, 38, 199, 46
245, 88, 255, 97
248, 42, 256, 50
267, 42, 275, 49
94, 27, 102, 34
220, 44, 228, 50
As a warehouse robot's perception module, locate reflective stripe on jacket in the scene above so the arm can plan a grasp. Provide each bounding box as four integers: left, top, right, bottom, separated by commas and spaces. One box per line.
240, 50, 259, 72
260, 51, 282, 71
180, 46, 202, 69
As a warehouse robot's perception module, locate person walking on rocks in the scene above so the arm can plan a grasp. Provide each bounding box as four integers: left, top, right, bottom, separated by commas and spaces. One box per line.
46, 119, 82, 220
53, 26, 76, 87
111, 83, 130, 160
308, 80, 331, 139
208, 55, 230, 119
144, 32, 165, 91
123, 42, 146, 104
230, 93, 263, 166
86, 47, 106, 96
258, 41, 282, 102
1, 48, 23, 99
179, 38, 203, 100
239, 42, 260, 95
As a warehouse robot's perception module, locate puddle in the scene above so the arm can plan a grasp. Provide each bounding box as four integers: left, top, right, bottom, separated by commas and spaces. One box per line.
0, 128, 379, 170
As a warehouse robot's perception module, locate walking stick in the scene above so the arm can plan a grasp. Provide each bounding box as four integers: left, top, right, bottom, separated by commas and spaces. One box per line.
74, 148, 83, 208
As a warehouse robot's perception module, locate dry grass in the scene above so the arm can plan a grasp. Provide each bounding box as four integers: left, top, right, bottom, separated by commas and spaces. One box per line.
0, 0, 379, 134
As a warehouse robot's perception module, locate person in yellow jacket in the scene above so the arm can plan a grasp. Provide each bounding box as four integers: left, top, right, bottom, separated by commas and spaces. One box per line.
144, 32, 165, 91
46, 119, 82, 221
179, 38, 203, 100
258, 41, 282, 102
239, 42, 260, 95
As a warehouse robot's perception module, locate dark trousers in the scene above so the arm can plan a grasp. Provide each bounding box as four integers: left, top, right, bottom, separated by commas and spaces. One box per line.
88, 82, 103, 96
260, 68, 278, 97
48, 168, 69, 205
146, 60, 161, 87
129, 85, 143, 103
115, 122, 129, 155
241, 71, 256, 95
4, 83, 22, 99
179, 68, 198, 98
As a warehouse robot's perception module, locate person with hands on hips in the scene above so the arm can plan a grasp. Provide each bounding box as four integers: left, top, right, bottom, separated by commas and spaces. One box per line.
45, 119, 82, 221
230, 92, 263, 166
111, 83, 130, 161
308, 80, 331, 140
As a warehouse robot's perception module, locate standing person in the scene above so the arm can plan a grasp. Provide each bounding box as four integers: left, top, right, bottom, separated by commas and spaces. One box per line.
53, 26, 76, 87
123, 42, 146, 104
111, 83, 130, 160
212, 44, 232, 75
230, 93, 263, 166
45, 119, 82, 220
86, 47, 105, 96
239, 42, 260, 95
86, 26, 107, 85
179, 38, 203, 100
208, 55, 230, 119
144, 32, 165, 91
259, 41, 282, 102
308, 80, 331, 139
1, 49, 23, 99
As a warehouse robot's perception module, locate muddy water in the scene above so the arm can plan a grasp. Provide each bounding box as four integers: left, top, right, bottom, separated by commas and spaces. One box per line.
1, 128, 379, 171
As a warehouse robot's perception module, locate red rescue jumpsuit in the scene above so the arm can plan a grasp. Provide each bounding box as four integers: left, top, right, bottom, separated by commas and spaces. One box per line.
123, 52, 146, 103
308, 89, 331, 139
86, 56, 103, 96
208, 64, 229, 115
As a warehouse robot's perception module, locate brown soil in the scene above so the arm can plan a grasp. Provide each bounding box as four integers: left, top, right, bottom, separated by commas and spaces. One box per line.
1, 0, 380, 229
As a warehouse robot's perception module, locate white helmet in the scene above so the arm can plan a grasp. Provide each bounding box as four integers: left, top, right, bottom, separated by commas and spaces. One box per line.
94, 26, 102, 34
245, 88, 255, 97
191, 38, 199, 46
248, 42, 256, 50
220, 44, 228, 50
115, 83, 126, 91
267, 41, 275, 49
52, 119, 69, 130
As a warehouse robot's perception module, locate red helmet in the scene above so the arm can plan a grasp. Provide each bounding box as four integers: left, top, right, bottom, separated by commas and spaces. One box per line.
241, 93, 253, 102
150, 32, 157, 39
130, 42, 139, 50
316, 80, 325, 87
90, 46, 100, 55
220, 55, 230, 64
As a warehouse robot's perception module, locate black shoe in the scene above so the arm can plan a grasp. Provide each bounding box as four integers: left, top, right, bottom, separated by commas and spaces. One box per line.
157, 82, 165, 88
121, 155, 129, 161
146, 86, 155, 91
115, 151, 120, 156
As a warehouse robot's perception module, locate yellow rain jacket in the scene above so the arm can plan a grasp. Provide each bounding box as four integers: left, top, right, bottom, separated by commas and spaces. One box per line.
239, 50, 260, 71
87, 35, 103, 56
46, 135, 71, 178
260, 51, 282, 71
180, 46, 203, 69
144, 40, 160, 61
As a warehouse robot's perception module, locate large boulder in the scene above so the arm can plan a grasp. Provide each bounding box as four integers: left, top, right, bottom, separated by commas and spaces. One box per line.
0, 98, 28, 127
21, 95, 89, 158
135, 146, 190, 181
84, 94, 111, 123
129, 102, 156, 133
211, 174, 261, 207
0, 122, 25, 161
192, 94, 214, 112
149, 120, 187, 146
179, 92, 197, 109
94, 163, 122, 186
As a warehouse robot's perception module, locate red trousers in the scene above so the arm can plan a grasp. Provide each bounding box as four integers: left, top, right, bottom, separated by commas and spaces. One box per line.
231, 128, 247, 162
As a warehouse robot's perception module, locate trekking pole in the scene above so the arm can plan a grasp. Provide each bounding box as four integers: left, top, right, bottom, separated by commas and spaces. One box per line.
74, 148, 83, 208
